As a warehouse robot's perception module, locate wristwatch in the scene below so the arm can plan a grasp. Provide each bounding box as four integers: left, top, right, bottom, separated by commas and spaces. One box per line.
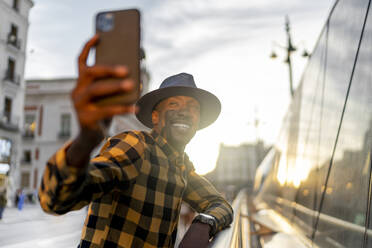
192, 213, 218, 238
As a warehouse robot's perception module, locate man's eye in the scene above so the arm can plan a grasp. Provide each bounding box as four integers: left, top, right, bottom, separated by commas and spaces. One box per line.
169, 102, 178, 106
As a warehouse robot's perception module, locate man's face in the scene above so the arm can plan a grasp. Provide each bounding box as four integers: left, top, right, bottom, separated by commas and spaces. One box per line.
152, 96, 200, 150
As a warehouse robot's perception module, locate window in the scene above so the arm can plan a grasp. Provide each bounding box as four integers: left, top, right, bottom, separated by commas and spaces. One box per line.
0, 138, 12, 164
313, 1, 372, 246
3, 98, 12, 123
21, 172, 30, 188
12, 0, 19, 11
24, 114, 36, 138
6, 58, 16, 81
59, 114, 71, 138
22, 150, 31, 164
7, 24, 18, 47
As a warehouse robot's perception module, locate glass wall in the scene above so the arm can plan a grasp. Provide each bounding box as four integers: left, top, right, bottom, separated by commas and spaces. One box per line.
314, 1, 372, 246
255, 0, 372, 246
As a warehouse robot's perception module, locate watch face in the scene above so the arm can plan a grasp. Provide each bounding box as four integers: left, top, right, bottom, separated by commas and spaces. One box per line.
197, 214, 216, 227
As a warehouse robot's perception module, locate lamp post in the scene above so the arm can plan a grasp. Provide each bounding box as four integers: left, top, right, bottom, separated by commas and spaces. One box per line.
270, 16, 310, 98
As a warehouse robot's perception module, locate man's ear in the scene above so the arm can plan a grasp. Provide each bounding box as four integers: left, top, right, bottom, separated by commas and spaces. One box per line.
152, 110, 159, 126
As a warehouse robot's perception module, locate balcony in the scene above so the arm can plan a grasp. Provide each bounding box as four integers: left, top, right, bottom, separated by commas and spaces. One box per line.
7, 33, 21, 50
3, 69, 21, 86
22, 131, 35, 140
0, 114, 20, 132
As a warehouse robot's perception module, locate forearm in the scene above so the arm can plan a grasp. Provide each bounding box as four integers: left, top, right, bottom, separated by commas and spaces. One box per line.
66, 127, 104, 168
184, 172, 233, 233
39, 128, 104, 214
39, 131, 142, 215
201, 198, 233, 232
39, 143, 90, 214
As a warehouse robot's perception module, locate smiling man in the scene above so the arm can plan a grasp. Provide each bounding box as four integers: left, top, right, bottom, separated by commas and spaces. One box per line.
38, 36, 233, 248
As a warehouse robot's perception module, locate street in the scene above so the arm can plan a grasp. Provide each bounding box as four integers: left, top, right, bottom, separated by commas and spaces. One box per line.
0, 204, 86, 248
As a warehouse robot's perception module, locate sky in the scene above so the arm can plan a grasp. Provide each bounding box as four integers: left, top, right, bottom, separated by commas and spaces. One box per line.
25, 0, 334, 174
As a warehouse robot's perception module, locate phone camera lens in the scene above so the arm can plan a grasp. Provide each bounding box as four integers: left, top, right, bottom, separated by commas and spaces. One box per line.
97, 13, 114, 32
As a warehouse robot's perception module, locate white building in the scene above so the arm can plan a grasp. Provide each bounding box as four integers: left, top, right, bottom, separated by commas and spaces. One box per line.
22, 78, 79, 197
0, 0, 33, 201
23, 72, 150, 196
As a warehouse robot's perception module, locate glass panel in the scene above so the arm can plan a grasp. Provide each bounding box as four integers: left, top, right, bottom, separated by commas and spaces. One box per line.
314, 0, 371, 225
257, 0, 371, 243
313, 1, 372, 246
290, 23, 328, 238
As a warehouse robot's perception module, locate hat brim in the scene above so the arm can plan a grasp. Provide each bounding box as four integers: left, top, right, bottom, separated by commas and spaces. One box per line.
136, 86, 221, 130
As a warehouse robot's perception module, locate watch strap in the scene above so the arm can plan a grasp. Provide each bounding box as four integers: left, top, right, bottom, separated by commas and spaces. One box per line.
192, 213, 218, 238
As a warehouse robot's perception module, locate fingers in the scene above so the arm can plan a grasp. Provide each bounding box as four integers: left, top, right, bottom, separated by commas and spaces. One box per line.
85, 65, 129, 79
98, 105, 136, 118
78, 80, 134, 104
78, 34, 99, 70
74, 35, 137, 130
78, 104, 136, 128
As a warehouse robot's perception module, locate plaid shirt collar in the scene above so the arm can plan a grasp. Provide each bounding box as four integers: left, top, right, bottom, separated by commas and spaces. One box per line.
150, 129, 185, 166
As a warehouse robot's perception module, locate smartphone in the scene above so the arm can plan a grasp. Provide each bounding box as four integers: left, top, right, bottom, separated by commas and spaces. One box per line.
94, 9, 141, 106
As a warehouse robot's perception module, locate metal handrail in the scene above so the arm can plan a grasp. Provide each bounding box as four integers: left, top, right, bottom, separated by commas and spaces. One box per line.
209, 189, 251, 248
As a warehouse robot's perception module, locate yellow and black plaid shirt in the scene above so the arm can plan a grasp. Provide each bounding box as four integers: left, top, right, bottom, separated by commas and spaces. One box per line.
39, 130, 233, 248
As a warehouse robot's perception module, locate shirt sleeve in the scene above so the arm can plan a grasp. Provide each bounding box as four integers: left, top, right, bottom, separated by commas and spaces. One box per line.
38, 131, 144, 215
182, 159, 233, 233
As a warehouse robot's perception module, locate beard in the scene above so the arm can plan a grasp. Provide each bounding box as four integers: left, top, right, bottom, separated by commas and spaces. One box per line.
160, 110, 197, 151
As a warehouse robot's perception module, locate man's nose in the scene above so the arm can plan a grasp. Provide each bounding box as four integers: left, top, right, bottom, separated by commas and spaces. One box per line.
176, 105, 191, 117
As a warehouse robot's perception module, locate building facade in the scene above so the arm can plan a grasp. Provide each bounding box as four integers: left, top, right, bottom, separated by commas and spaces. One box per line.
0, 0, 33, 203
206, 141, 269, 200
22, 78, 79, 197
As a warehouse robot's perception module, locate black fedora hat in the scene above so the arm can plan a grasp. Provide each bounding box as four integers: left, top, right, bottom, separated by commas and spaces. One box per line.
136, 73, 221, 130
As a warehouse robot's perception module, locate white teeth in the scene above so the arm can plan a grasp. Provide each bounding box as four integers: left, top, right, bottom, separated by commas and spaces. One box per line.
172, 123, 190, 129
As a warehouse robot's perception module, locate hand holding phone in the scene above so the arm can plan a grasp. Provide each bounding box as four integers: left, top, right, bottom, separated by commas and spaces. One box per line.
94, 9, 141, 106
71, 35, 136, 131
71, 9, 141, 132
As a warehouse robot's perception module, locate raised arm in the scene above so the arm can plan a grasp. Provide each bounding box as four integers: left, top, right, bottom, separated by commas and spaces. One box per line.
38, 35, 138, 214
39, 132, 144, 214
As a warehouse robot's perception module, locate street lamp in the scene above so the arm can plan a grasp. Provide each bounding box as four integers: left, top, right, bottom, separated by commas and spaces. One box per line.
270, 15, 310, 98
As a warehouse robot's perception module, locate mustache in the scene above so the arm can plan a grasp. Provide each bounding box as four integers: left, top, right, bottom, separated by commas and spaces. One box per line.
165, 111, 192, 123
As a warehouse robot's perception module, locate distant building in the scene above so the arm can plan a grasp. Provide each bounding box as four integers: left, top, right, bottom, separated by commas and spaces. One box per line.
22, 78, 79, 197
0, 0, 34, 202
22, 68, 150, 196
206, 141, 270, 199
